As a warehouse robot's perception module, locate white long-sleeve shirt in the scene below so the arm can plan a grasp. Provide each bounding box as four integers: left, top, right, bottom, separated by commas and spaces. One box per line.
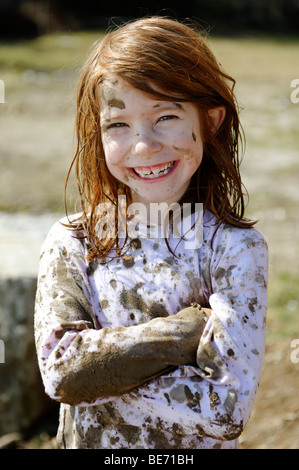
34, 210, 268, 449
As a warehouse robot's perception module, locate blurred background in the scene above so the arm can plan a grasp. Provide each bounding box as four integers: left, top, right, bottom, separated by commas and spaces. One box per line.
0, 0, 298, 449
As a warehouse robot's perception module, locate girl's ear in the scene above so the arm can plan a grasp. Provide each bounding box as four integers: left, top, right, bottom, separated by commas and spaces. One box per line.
207, 106, 226, 134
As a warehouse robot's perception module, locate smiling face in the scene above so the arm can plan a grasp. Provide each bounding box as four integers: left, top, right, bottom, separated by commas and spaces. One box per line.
99, 79, 203, 205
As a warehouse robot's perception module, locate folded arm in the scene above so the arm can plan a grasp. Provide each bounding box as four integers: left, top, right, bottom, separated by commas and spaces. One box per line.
35, 224, 207, 405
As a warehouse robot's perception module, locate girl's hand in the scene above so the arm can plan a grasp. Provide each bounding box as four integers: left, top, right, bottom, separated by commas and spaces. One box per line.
156, 303, 208, 366
201, 307, 212, 318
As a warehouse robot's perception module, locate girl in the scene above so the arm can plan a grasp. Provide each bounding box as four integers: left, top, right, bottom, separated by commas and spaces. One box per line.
34, 17, 268, 449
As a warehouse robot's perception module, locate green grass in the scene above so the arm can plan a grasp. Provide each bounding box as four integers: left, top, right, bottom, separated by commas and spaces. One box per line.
0, 31, 105, 72
208, 35, 299, 81
267, 272, 299, 341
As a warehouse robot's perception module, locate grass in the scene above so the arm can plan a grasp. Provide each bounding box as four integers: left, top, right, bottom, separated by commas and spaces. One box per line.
0, 30, 299, 340
267, 272, 299, 341
208, 35, 299, 81
0, 31, 104, 72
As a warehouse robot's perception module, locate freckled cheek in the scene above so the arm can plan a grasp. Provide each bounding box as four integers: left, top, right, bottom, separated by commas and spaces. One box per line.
182, 143, 203, 171
102, 140, 126, 168
173, 128, 201, 150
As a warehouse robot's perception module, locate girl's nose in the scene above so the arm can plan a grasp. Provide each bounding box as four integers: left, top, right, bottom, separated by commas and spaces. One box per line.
133, 132, 162, 156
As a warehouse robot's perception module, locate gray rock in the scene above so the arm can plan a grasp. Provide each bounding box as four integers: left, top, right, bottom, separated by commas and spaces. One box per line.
0, 212, 60, 436
0, 276, 51, 435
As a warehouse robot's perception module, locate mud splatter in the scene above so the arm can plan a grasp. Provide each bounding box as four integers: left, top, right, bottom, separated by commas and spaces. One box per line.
101, 83, 126, 109
108, 99, 126, 109
119, 283, 149, 314
100, 299, 109, 310
248, 296, 258, 313
122, 257, 135, 268
172, 145, 191, 155
209, 385, 221, 409
117, 423, 141, 445
130, 238, 142, 251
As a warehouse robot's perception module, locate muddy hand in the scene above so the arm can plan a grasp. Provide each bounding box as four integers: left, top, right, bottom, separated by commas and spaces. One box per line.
149, 303, 208, 366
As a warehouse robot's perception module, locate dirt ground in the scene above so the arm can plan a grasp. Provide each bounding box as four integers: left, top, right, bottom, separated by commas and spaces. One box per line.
240, 338, 299, 449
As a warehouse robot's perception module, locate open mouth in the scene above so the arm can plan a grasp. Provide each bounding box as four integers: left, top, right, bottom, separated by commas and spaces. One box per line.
130, 161, 176, 179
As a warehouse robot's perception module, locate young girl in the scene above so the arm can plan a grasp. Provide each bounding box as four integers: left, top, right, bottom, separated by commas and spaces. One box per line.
34, 17, 268, 449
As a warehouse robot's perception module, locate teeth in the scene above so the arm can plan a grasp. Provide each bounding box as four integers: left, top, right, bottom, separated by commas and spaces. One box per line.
134, 161, 175, 178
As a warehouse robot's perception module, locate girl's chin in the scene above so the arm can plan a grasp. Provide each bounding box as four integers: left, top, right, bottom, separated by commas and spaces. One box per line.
130, 187, 186, 205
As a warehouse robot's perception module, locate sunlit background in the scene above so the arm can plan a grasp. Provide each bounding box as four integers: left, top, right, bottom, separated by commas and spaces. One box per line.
0, 0, 299, 449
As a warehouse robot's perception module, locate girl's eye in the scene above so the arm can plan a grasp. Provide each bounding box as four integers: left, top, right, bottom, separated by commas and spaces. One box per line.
102, 122, 128, 132
157, 115, 178, 123
108, 122, 128, 129
101, 122, 128, 133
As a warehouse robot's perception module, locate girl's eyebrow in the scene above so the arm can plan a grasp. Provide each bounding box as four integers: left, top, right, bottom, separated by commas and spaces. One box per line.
153, 102, 185, 110
173, 102, 183, 109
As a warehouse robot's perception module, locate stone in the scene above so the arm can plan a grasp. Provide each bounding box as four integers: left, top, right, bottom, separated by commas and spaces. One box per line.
0, 276, 51, 435
0, 212, 60, 436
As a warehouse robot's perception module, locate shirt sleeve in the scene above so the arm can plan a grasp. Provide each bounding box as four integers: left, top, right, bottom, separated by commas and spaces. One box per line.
34, 222, 207, 407
198, 225, 268, 438
126, 225, 268, 441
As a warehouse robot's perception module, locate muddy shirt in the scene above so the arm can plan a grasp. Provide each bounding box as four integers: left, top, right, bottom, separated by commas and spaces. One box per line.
34, 210, 268, 449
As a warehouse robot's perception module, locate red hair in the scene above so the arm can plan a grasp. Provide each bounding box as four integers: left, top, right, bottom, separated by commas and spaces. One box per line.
65, 16, 255, 261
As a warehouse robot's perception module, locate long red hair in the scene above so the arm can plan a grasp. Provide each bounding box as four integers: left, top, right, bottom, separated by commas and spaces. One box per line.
65, 16, 255, 261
